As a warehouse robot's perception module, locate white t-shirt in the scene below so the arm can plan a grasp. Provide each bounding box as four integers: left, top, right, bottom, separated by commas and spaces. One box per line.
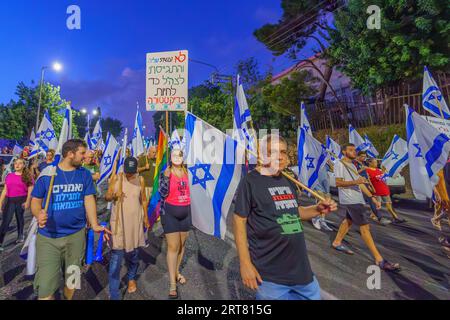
334, 161, 365, 205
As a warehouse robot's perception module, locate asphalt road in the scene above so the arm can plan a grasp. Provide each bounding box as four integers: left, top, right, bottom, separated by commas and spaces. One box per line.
0, 195, 449, 300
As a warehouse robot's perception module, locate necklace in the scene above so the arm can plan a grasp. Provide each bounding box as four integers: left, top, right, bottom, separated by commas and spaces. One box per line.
59, 166, 76, 186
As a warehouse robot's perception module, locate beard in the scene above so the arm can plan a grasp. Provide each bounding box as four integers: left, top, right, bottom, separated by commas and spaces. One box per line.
71, 159, 83, 168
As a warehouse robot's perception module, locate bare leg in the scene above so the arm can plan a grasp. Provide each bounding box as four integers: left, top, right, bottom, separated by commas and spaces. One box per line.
386, 202, 399, 219
176, 232, 189, 284
165, 233, 181, 291
333, 218, 352, 247
360, 224, 383, 263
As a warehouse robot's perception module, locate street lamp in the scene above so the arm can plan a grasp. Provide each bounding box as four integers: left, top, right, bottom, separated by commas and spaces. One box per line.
35, 62, 63, 131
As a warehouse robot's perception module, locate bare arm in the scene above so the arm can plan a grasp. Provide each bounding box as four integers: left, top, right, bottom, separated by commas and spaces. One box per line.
298, 198, 338, 221
299, 205, 323, 221
105, 175, 118, 202
85, 195, 99, 228
140, 177, 149, 227
233, 214, 262, 290
24, 185, 33, 209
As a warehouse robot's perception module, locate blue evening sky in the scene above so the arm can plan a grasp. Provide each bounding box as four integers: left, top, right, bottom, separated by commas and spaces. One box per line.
0, 0, 318, 136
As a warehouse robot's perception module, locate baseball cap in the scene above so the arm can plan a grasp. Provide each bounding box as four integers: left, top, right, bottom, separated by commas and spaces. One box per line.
124, 156, 138, 174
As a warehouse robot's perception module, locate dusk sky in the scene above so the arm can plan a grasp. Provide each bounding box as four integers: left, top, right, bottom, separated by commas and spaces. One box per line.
0, 0, 317, 137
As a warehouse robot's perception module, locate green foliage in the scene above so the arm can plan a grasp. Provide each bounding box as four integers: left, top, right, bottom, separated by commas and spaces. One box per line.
328, 0, 450, 93
101, 117, 123, 139
0, 81, 78, 142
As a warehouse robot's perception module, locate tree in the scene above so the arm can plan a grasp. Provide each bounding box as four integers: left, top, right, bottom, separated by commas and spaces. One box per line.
328, 0, 450, 94
101, 117, 123, 138
0, 81, 78, 142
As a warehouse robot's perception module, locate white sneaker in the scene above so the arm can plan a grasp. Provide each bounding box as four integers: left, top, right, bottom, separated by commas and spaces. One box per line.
312, 217, 321, 230
319, 220, 333, 231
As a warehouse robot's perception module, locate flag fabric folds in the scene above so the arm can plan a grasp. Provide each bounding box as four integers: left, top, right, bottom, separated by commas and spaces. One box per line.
297, 127, 328, 190
405, 104, 450, 200
422, 66, 450, 119
89, 120, 102, 150
146, 129, 168, 229
169, 129, 185, 151
364, 134, 379, 158
131, 108, 145, 157
98, 132, 119, 186
185, 112, 244, 239
326, 135, 342, 162
233, 74, 256, 155
300, 102, 312, 136
349, 125, 369, 153
29, 111, 58, 158
381, 135, 408, 178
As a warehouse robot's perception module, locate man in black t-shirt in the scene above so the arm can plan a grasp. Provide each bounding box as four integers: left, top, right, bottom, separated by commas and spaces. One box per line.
233, 134, 337, 300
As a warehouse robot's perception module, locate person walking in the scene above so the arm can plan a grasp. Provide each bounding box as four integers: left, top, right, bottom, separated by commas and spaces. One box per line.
158, 148, 191, 299
331, 143, 401, 272
105, 156, 148, 300
233, 134, 337, 300
30, 139, 111, 300
0, 158, 34, 250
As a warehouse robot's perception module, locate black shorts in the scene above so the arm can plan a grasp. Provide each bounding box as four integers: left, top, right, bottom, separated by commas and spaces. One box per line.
161, 203, 191, 234
343, 203, 369, 226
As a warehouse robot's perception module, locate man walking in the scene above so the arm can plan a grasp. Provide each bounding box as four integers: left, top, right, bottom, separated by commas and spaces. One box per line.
331, 143, 400, 272
31, 139, 111, 300
233, 134, 337, 300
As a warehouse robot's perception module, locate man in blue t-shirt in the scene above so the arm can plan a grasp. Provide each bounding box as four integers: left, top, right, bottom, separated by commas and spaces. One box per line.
31, 139, 111, 300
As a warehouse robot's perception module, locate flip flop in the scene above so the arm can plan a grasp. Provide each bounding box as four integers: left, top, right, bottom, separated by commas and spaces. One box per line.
332, 244, 354, 255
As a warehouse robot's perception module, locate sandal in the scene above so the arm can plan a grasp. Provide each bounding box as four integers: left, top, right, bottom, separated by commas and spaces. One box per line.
168, 283, 178, 299
332, 244, 354, 255
177, 274, 187, 285
377, 259, 401, 272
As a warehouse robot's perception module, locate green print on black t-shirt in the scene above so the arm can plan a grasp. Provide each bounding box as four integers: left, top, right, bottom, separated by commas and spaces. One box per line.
277, 213, 303, 235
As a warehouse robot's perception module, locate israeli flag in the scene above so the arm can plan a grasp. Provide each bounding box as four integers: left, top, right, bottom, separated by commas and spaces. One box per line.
300, 102, 312, 136
326, 135, 342, 162
169, 129, 184, 151
422, 66, 450, 119
298, 127, 328, 189
90, 120, 102, 150
29, 111, 58, 158
349, 124, 369, 152
185, 112, 244, 239
29, 130, 36, 148
116, 128, 128, 174
364, 134, 379, 158
131, 107, 145, 157
381, 135, 408, 178
98, 132, 119, 186
405, 104, 450, 200
12, 143, 23, 156
21, 105, 72, 275
233, 74, 256, 156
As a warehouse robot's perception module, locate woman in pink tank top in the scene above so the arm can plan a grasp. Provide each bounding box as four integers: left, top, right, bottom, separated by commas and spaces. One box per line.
158, 148, 191, 299
0, 158, 34, 250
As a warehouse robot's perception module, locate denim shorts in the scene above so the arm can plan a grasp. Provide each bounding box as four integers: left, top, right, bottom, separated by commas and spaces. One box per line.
255, 276, 321, 300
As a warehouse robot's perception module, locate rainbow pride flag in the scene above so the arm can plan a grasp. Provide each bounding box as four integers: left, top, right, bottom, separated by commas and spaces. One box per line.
147, 129, 168, 229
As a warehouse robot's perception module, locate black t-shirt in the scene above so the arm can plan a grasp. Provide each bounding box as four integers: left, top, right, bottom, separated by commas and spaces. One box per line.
234, 170, 314, 286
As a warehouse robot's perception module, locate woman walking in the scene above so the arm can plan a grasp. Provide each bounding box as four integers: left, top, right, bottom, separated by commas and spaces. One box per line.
0, 158, 34, 251
159, 149, 191, 299
105, 156, 148, 300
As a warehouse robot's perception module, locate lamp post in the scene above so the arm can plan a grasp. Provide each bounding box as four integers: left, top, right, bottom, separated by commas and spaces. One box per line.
35, 62, 63, 131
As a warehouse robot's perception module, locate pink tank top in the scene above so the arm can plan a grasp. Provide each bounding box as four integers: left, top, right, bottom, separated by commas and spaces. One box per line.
165, 173, 190, 206
5, 173, 30, 197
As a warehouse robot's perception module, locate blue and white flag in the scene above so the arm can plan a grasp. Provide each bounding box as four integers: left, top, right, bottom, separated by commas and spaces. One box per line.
326, 135, 342, 162
131, 107, 145, 157
405, 104, 450, 200
422, 66, 450, 119
169, 129, 184, 151
233, 74, 256, 160
381, 135, 408, 178
116, 128, 128, 174
98, 132, 119, 186
29, 130, 36, 148
298, 127, 328, 190
185, 112, 244, 239
349, 124, 369, 152
29, 111, 58, 158
21, 105, 72, 275
12, 143, 23, 156
300, 102, 312, 136
364, 134, 379, 158
89, 120, 102, 150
